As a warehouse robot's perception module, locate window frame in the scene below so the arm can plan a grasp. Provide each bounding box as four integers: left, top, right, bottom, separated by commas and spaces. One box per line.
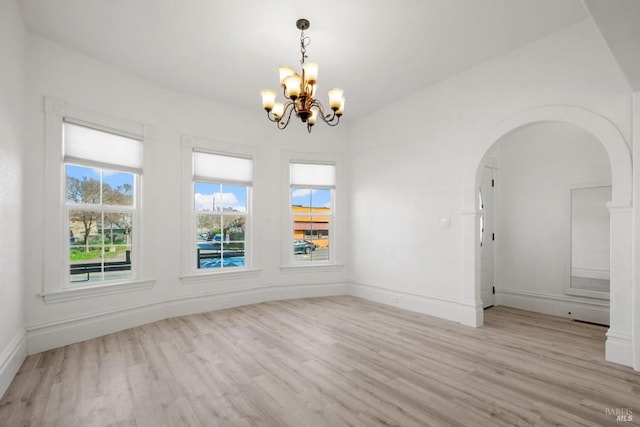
180, 136, 259, 282
64, 162, 138, 284
42, 97, 155, 302
290, 180, 335, 265
281, 151, 344, 271
193, 178, 250, 272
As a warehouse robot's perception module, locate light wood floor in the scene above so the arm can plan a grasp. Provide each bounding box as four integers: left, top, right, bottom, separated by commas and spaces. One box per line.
1, 296, 639, 426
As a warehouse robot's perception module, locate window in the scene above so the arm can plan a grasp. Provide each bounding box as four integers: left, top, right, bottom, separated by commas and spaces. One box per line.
42, 97, 153, 301
64, 122, 141, 283
192, 151, 252, 271
290, 162, 335, 263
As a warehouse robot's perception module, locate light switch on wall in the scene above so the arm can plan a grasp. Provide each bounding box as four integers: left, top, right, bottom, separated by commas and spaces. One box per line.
440, 217, 450, 228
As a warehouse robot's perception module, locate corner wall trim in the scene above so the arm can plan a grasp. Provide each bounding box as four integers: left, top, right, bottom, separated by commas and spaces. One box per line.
0, 331, 26, 399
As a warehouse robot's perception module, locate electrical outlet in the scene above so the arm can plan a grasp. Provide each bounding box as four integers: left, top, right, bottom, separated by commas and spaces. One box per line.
221, 298, 231, 307
390, 295, 399, 304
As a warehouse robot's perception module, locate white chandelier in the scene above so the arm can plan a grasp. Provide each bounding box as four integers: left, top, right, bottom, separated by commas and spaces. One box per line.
260, 18, 345, 133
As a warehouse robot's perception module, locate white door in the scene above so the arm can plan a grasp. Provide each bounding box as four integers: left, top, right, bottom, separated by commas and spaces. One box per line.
479, 166, 495, 308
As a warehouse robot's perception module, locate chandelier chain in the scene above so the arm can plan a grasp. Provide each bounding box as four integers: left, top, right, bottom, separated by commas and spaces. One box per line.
299, 31, 310, 65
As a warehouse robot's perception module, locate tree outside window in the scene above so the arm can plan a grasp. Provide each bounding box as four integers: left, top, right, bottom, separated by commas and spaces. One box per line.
66, 164, 136, 282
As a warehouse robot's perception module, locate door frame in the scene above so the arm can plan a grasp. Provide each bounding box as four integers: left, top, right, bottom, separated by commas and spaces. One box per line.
460, 105, 633, 368
479, 163, 496, 309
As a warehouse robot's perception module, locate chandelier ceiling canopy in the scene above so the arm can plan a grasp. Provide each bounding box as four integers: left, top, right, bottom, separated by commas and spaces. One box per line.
260, 18, 345, 133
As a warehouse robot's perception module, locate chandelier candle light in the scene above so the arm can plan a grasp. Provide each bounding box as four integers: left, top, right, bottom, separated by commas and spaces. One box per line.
260, 18, 345, 133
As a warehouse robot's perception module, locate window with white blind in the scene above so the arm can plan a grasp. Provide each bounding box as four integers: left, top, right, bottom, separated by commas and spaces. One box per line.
290, 162, 335, 263
192, 151, 252, 271
42, 98, 154, 301
64, 121, 142, 284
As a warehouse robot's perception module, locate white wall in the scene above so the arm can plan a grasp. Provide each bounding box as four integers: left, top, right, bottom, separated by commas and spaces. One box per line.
348, 20, 632, 348
23, 34, 350, 354
0, 0, 27, 398
633, 91, 640, 371
492, 122, 611, 323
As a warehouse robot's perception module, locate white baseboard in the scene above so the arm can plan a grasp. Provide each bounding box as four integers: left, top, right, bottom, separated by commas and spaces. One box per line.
496, 288, 610, 324
23, 281, 631, 371
26, 282, 349, 354
348, 281, 482, 327
571, 267, 610, 280
496, 288, 632, 368
0, 331, 26, 399
606, 329, 633, 367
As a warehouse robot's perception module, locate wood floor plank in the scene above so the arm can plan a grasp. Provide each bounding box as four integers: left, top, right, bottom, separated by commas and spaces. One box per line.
2, 296, 640, 426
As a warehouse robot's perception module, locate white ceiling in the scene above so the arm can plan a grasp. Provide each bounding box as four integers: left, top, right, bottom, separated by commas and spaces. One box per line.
15, 0, 637, 120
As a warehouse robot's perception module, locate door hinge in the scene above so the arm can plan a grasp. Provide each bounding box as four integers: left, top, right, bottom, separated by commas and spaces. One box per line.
491, 179, 495, 188
492, 286, 495, 295
492, 233, 495, 241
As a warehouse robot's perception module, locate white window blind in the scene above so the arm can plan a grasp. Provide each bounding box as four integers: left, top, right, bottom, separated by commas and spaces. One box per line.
193, 152, 253, 185
290, 163, 335, 187
63, 122, 143, 173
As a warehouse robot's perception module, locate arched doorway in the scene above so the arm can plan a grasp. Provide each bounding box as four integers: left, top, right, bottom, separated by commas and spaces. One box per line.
461, 105, 633, 367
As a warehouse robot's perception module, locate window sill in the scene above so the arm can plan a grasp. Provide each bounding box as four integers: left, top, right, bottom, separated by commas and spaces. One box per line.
40, 279, 156, 304
280, 264, 344, 274
180, 268, 262, 284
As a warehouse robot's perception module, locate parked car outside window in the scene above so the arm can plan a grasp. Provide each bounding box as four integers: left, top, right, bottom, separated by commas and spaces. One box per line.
293, 239, 317, 254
